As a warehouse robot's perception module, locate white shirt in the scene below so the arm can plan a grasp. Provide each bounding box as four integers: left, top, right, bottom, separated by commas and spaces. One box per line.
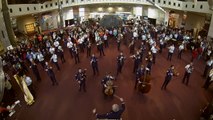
185, 64, 193, 73
25, 76, 32, 86
207, 60, 213, 66
37, 53, 44, 62
142, 35, 146, 41
54, 41, 59, 47
67, 41, 73, 48
133, 32, 138, 38
169, 45, 175, 53
50, 54, 58, 62
179, 44, 184, 51
104, 34, 107, 40
49, 47, 55, 54
160, 39, 164, 45
151, 46, 158, 54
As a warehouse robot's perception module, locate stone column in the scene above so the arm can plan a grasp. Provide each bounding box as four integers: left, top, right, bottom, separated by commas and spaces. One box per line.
1, 0, 16, 46
207, 12, 213, 38
58, 0, 64, 28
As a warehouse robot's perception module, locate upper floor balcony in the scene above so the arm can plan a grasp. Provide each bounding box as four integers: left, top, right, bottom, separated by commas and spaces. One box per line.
7, 0, 212, 17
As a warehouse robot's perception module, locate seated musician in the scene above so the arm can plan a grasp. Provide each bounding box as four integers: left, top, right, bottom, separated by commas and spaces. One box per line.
93, 98, 125, 120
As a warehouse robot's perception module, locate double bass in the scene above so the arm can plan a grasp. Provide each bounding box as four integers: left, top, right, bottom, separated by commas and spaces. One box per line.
138, 71, 151, 94
104, 80, 114, 96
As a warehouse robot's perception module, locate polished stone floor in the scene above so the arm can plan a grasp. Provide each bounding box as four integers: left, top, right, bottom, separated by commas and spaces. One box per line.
6, 36, 213, 120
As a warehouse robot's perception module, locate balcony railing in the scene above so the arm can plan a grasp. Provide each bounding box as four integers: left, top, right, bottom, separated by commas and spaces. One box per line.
8, 0, 211, 17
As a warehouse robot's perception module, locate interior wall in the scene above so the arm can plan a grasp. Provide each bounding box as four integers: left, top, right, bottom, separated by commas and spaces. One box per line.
184, 12, 205, 30
16, 15, 35, 33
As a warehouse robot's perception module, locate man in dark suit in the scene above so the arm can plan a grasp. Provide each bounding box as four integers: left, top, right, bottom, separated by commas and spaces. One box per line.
93, 97, 125, 119
90, 54, 99, 75
75, 68, 87, 92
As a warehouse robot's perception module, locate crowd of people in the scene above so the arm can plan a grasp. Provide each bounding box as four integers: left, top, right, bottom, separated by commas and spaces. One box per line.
1, 18, 213, 119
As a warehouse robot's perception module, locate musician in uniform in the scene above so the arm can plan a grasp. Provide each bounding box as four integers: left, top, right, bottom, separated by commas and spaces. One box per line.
86, 39, 92, 57
182, 62, 194, 86
135, 65, 145, 89
167, 44, 175, 61
130, 51, 141, 73
202, 58, 213, 78
45, 62, 58, 86
36, 49, 45, 69
129, 40, 135, 54
72, 44, 80, 64
75, 68, 87, 92
145, 51, 153, 75
97, 40, 105, 57
139, 42, 146, 61
90, 54, 99, 75
101, 73, 115, 95
93, 97, 125, 119
57, 45, 66, 63
50, 52, 60, 71
150, 45, 158, 64
178, 43, 184, 59
30, 61, 41, 81
117, 52, 126, 75
161, 65, 178, 90
203, 68, 213, 89
67, 39, 73, 58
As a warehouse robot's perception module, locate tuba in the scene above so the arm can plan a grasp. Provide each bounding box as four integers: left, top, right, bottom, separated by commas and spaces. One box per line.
104, 80, 114, 96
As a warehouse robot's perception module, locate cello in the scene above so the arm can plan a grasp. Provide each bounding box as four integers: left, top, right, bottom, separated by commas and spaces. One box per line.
138, 70, 151, 94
